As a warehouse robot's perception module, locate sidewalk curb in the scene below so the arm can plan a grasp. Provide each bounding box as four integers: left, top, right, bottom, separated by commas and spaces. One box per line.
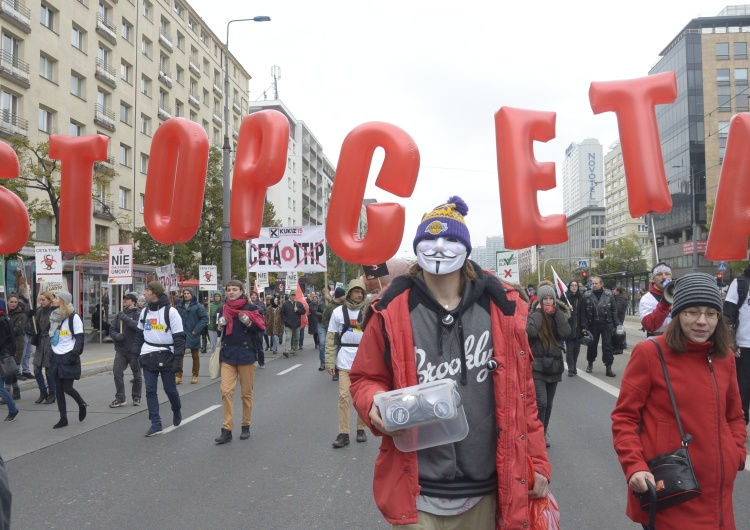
15, 363, 114, 393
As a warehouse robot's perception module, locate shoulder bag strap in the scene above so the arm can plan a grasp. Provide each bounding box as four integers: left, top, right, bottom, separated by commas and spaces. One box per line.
648, 338, 691, 445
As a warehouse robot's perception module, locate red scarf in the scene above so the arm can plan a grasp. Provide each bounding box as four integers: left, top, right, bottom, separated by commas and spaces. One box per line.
222, 297, 252, 335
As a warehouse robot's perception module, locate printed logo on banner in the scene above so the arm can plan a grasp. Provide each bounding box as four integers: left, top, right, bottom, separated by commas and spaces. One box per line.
247, 226, 327, 273
199, 265, 218, 291
35, 246, 63, 284
495, 251, 519, 284
256, 271, 269, 288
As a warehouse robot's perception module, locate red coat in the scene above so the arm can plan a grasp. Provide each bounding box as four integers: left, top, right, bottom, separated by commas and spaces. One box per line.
611, 336, 746, 529
350, 277, 550, 529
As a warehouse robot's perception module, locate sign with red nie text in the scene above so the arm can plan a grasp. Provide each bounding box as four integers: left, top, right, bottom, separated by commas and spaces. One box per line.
108, 244, 133, 285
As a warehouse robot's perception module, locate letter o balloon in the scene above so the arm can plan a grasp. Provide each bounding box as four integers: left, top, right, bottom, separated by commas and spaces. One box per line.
0, 142, 29, 253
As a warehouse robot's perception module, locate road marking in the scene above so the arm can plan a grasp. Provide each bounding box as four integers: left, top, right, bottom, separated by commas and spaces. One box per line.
82, 357, 114, 366
276, 364, 302, 375
162, 404, 221, 434
565, 362, 619, 398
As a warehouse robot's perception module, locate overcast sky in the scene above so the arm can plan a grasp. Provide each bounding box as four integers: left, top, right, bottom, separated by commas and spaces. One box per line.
188, 0, 735, 254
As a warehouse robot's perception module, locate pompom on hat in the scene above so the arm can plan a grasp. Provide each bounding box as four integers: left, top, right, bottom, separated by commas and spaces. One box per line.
413, 196, 472, 255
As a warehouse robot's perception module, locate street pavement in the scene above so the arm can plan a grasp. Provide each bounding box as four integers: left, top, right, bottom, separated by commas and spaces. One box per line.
2, 318, 749, 529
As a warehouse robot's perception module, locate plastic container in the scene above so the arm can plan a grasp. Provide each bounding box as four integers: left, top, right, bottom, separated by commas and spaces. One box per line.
374, 379, 469, 452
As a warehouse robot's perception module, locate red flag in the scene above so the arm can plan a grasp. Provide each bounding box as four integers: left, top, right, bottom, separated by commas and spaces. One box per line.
551, 266, 572, 309
297, 283, 309, 329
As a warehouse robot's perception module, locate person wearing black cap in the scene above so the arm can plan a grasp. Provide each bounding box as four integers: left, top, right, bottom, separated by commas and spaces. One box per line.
109, 292, 142, 407
613, 272, 746, 530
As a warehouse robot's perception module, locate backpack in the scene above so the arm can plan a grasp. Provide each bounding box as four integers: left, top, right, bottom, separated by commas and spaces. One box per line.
339, 305, 364, 348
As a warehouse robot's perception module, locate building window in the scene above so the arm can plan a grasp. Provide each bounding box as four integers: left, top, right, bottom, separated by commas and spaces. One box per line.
189, 110, 197, 122
71, 26, 85, 51
38, 107, 54, 133
119, 143, 131, 166
140, 153, 149, 174
120, 60, 132, 83
122, 18, 133, 42
736, 68, 748, 110
188, 17, 197, 33
95, 225, 109, 245
174, 100, 183, 117
176, 66, 184, 85
141, 75, 152, 97
120, 101, 131, 124
203, 89, 209, 105
717, 42, 729, 59
39, 54, 56, 81
70, 120, 83, 136
174, 2, 184, 18
141, 36, 152, 59
40, 3, 56, 31
140, 114, 151, 135
35, 217, 52, 242
718, 84, 732, 110
717, 68, 730, 83
139, 193, 145, 213
735, 41, 747, 59
200, 29, 208, 46
176, 31, 185, 51
142, 0, 152, 21
70, 72, 84, 98
118, 187, 130, 209
719, 120, 730, 163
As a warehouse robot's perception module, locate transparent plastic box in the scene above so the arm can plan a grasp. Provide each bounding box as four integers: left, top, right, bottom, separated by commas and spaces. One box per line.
374, 379, 469, 452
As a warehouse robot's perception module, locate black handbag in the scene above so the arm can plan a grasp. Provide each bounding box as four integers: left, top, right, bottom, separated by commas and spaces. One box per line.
0, 354, 18, 378
637, 339, 702, 527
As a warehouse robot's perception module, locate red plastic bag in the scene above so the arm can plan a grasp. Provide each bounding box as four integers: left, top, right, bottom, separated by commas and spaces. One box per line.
529, 492, 561, 530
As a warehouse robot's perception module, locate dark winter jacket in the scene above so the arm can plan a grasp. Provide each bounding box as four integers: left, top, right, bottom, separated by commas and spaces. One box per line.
281, 299, 305, 329
8, 302, 26, 363
109, 305, 141, 355
527, 299, 572, 383
614, 291, 629, 324
219, 298, 261, 366
265, 304, 283, 336
307, 299, 320, 330
33, 306, 53, 368
565, 287, 585, 340
176, 297, 208, 350
581, 287, 619, 328
0, 314, 15, 361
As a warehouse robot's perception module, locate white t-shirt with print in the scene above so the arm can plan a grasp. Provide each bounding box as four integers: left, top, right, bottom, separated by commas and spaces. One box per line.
137, 305, 184, 354
327, 305, 363, 370
725, 278, 750, 347
51, 314, 84, 355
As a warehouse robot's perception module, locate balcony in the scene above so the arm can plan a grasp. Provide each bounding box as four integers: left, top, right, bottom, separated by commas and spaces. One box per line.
95, 58, 117, 88
0, 110, 27, 137
94, 104, 116, 131
212, 82, 222, 97
158, 29, 173, 52
232, 100, 241, 113
212, 113, 222, 126
188, 56, 201, 77
94, 156, 115, 174
0, 49, 29, 87
93, 198, 115, 220
157, 104, 172, 121
96, 13, 117, 44
0, 0, 31, 33
188, 90, 200, 109
158, 69, 172, 88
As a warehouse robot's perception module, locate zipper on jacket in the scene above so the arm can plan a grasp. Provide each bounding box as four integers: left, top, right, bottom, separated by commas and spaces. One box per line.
707, 355, 724, 528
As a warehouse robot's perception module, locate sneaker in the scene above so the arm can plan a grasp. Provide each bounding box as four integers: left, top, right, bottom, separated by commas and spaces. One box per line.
319, 364, 325, 371
109, 399, 127, 408
332, 373, 339, 382
283, 351, 290, 358
191, 375, 198, 384
240, 426, 250, 440
175, 375, 183, 385
145, 425, 163, 437
585, 363, 593, 373
173, 409, 182, 427
356, 429, 367, 443
22, 372, 33, 380
132, 398, 141, 406
332, 433, 350, 448
258, 364, 265, 369
545, 431, 551, 448
12, 388, 20, 400
215, 428, 232, 444
4, 410, 18, 422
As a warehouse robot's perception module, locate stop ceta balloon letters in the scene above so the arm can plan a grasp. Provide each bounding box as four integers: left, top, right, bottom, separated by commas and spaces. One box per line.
589, 72, 677, 217
494, 107, 567, 249
0, 141, 29, 253
705, 113, 750, 261
326, 122, 420, 265
144, 118, 209, 245
230, 110, 290, 240
49, 134, 109, 255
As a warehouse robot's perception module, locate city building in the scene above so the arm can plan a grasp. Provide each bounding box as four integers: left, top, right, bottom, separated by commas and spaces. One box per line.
469, 235, 505, 271
650, 5, 750, 275
541, 206, 606, 281
604, 141, 652, 267
561, 138, 603, 217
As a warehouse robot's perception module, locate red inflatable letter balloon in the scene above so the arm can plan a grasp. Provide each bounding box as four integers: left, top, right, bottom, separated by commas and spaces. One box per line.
706, 114, 750, 260
494, 107, 567, 249
49, 134, 109, 254
0, 142, 29, 253
144, 118, 209, 244
326, 122, 420, 265
589, 72, 677, 217
230, 110, 289, 239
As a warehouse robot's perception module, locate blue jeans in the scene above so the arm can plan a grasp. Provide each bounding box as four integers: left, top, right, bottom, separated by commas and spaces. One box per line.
317, 324, 326, 366
0, 376, 18, 414
34, 364, 56, 393
143, 368, 181, 428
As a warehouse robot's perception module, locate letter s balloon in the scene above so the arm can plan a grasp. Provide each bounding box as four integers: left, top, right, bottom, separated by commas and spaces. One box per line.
144, 118, 209, 245
326, 122, 420, 265
0, 142, 29, 253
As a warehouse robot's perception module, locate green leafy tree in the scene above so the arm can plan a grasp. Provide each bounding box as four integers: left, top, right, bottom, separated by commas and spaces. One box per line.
594, 235, 648, 275
132, 226, 197, 273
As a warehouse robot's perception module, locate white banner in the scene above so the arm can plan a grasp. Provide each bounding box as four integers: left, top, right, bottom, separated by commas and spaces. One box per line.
35, 246, 63, 284
199, 265, 218, 291
108, 243, 133, 279
256, 271, 269, 288
286, 272, 298, 292
155, 264, 179, 292
108, 277, 132, 285
247, 226, 327, 273
496, 251, 520, 284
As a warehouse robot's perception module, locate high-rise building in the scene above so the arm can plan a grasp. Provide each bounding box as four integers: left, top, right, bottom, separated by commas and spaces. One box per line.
561, 138, 603, 217
650, 6, 750, 275
542, 206, 605, 278
1, 0, 255, 248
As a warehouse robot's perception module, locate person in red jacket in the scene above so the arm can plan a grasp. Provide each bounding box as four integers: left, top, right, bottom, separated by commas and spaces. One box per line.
612, 272, 746, 530
639, 262, 673, 336
350, 196, 550, 529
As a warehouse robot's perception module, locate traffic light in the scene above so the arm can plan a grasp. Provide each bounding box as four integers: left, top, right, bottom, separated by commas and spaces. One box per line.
599, 250, 605, 259
717, 273, 724, 287
582, 270, 588, 284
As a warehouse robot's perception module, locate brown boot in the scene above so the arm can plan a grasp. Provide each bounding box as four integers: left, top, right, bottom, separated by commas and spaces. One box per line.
175, 374, 183, 385
191, 375, 198, 384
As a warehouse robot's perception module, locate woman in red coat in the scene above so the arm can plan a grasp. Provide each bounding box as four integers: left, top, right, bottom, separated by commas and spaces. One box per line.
612, 273, 746, 529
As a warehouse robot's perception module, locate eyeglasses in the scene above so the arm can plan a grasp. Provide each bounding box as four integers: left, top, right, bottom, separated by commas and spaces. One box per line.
682, 309, 720, 321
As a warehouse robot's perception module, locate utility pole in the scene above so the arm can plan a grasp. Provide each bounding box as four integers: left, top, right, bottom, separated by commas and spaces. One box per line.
272, 65, 281, 100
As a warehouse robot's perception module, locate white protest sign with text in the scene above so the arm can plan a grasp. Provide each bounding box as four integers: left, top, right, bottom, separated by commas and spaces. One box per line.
247, 226, 327, 273
35, 246, 63, 284
199, 265, 218, 291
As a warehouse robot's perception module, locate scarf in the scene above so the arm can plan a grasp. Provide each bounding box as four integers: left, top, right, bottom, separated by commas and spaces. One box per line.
49, 304, 75, 337
223, 296, 253, 335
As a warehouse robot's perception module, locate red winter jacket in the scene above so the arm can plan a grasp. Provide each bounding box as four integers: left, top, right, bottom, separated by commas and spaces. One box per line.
350, 275, 550, 529
612, 337, 746, 529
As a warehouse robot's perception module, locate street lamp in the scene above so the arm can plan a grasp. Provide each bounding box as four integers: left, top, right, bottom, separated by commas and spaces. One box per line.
672, 164, 698, 272
222, 16, 271, 284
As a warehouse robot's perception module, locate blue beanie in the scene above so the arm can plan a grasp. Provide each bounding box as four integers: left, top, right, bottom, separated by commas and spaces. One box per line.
412, 196, 472, 255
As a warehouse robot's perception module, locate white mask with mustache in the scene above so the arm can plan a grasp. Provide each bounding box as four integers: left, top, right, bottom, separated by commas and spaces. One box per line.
416, 237, 467, 275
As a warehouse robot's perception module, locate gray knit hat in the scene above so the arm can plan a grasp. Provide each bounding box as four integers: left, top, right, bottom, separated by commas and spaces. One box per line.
56, 292, 72, 304
670, 272, 723, 317
536, 284, 556, 301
